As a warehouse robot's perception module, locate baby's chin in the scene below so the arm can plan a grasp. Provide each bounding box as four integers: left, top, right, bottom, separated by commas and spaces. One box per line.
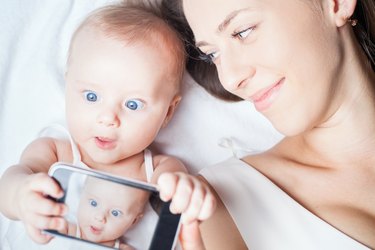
82, 227, 112, 243
84, 150, 123, 166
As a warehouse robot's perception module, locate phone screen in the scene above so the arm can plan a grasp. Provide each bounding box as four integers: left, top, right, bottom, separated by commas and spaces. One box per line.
44, 163, 180, 250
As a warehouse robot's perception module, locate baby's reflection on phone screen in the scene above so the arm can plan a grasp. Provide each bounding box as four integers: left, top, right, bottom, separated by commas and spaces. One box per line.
63, 173, 159, 249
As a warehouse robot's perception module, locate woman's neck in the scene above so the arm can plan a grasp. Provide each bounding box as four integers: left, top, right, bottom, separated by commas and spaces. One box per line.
283, 46, 375, 169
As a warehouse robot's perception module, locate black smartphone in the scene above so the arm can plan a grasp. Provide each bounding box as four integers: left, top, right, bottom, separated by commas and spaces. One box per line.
43, 162, 181, 250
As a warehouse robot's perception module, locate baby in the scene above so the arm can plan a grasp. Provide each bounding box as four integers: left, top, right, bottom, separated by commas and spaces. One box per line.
0, 1, 215, 245
65, 176, 148, 249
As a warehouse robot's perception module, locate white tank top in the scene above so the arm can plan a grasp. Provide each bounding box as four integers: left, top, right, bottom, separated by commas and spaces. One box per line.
200, 157, 371, 250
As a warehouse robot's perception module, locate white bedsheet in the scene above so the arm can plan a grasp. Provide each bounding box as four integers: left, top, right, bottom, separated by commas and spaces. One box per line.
0, 0, 282, 249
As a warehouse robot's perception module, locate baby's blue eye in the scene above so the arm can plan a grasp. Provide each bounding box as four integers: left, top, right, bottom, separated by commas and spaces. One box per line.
83, 91, 98, 102
125, 99, 144, 110
111, 209, 123, 217
89, 199, 97, 207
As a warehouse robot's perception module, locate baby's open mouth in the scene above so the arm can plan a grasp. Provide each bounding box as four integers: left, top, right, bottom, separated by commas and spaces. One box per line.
94, 137, 116, 149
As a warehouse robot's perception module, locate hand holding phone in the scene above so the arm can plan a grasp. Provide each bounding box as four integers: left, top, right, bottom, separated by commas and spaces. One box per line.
15, 172, 67, 244
44, 163, 181, 250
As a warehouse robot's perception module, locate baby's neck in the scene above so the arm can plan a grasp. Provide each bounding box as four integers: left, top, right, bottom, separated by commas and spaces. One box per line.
78, 149, 147, 179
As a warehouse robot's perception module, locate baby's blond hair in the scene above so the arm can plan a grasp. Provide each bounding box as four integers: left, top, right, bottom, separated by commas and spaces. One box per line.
67, 1, 186, 91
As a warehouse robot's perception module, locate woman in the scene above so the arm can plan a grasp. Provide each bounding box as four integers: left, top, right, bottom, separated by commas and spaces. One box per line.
162, 0, 375, 249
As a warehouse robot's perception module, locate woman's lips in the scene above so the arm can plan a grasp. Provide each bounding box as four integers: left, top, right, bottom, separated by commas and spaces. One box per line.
94, 137, 116, 150
250, 78, 285, 111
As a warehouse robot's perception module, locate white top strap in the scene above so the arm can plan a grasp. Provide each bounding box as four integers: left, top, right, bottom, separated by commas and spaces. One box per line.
75, 224, 81, 238
143, 149, 154, 182
38, 123, 82, 166
114, 239, 120, 249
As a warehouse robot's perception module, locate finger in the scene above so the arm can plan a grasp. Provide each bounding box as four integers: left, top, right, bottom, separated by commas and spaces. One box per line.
180, 181, 206, 224
179, 221, 205, 250
25, 224, 53, 244
29, 174, 64, 199
25, 192, 67, 217
35, 195, 68, 216
157, 173, 178, 201
59, 218, 69, 234
169, 176, 194, 214
27, 213, 66, 231
197, 190, 216, 221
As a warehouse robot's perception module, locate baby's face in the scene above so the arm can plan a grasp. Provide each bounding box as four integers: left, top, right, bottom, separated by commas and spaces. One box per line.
77, 177, 148, 243
65, 27, 180, 165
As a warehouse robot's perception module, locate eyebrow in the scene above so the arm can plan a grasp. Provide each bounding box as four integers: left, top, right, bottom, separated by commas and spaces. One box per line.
76, 80, 98, 87
195, 8, 250, 48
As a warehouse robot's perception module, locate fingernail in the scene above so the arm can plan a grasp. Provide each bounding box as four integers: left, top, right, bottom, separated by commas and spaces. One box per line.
161, 194, 170, 202
55, 192, 63, 199
169, 204, 177, 214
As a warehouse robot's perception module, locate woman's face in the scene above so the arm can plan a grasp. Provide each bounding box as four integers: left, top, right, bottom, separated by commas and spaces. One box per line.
183, 0, 345, 135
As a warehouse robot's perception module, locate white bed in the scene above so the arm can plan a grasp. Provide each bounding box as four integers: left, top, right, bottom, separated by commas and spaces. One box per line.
0, 0, 282, 249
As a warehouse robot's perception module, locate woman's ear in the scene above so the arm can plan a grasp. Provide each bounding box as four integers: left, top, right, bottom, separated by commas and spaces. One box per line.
162, 95, 182, 128
328, 0, 357, 27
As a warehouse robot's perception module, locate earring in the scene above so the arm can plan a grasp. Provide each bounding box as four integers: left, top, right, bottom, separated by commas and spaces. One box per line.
347, 18, 358, 27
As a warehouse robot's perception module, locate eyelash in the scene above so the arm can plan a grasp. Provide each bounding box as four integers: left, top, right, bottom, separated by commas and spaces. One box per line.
231, 26, 255, 40
198, 52, 216, 64
198, 26, 256, 63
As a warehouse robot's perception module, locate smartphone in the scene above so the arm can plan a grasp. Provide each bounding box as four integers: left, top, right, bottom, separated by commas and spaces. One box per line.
43, 162, 181, 250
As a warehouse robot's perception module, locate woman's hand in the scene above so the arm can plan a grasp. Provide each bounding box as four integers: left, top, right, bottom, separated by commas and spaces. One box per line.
179, 221, 206, 250
15, 172, 67, 243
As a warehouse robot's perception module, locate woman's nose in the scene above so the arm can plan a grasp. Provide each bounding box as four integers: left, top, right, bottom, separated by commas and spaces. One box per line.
96, 106, 120, 127
218, 48, 256, 93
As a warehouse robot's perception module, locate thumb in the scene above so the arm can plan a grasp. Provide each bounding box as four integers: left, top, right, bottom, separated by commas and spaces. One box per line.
179, 221, 205, 250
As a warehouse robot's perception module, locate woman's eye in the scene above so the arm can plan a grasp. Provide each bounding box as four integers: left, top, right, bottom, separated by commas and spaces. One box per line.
232, 26, 255, 40
111, 209, 123, 217
83, 91, 99, 102
89, 199, 97, 207
198, 51, 220, 63
125, 99, 144, 110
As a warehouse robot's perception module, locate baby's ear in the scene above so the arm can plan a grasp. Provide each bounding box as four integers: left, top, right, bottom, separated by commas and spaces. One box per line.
132, 213, 144, 225
162, 95, 182, 128
329, 0, 357, 27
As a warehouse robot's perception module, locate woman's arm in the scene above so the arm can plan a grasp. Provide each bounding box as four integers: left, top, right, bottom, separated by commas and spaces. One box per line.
199, 176, 247, 250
